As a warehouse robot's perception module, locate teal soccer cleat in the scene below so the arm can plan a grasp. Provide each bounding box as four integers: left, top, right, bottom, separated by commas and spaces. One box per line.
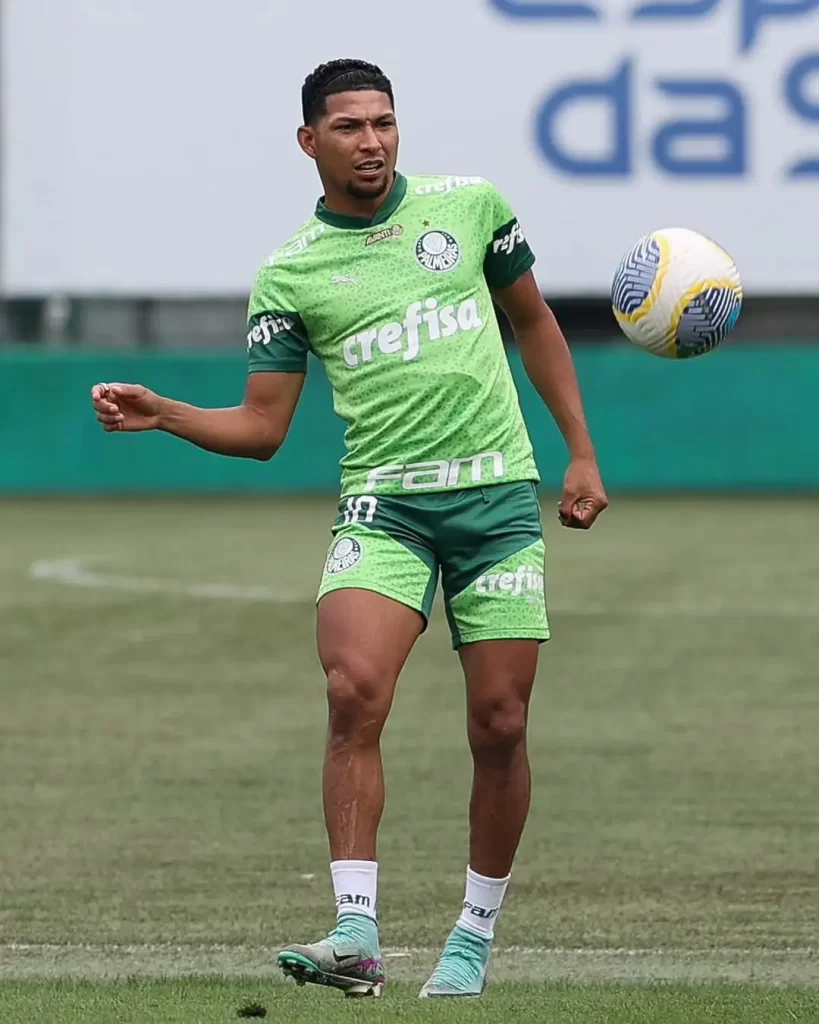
277, 913, 385, 998
419, 924, 492, 998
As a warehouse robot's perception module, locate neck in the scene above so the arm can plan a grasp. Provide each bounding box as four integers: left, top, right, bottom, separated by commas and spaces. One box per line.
321, 175, 394, 219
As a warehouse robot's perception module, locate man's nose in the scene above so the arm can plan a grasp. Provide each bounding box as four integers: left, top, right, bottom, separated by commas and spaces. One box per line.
358, 124, 381, 151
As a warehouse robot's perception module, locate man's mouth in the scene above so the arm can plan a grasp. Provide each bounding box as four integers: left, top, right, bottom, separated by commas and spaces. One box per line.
355, 161, 385, 176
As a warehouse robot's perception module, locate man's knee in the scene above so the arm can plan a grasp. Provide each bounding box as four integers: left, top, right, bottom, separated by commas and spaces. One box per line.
325, 658, 393, 744
468, 693, 528, 756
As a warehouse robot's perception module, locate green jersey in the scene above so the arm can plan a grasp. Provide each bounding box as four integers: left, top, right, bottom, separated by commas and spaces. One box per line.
247, 173, 539, 497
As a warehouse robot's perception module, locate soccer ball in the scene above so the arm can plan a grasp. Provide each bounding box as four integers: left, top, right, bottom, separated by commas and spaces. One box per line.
611, 228, 743, 359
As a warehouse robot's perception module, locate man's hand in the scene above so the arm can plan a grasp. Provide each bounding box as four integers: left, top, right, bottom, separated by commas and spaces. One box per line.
558, 456, 608, 530
91, 382, 162, 433
89, 372, 303, 459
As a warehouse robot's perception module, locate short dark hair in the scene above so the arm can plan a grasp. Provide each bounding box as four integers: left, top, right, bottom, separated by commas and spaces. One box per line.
302, 59, 394, 126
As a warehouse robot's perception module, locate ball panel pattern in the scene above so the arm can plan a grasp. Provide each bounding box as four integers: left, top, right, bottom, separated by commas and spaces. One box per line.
669, 277, 743, 359
611, 235, 664, 320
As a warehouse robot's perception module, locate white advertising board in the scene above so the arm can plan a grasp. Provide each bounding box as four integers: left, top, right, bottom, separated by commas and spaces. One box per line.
3, 0, 818, 295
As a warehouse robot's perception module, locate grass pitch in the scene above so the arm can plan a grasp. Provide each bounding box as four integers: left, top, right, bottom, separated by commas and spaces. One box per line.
1, 495, 817, 1020
0, 979, 816, 1024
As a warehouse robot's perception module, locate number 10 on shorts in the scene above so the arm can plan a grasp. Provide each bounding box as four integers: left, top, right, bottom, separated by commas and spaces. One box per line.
342, 496, 378, 525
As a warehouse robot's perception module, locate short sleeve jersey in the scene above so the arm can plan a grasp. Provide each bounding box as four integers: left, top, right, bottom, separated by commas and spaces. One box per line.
247, 173, 539, 497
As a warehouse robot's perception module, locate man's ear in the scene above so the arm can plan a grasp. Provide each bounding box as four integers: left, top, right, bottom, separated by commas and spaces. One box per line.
297, 125, 317, 160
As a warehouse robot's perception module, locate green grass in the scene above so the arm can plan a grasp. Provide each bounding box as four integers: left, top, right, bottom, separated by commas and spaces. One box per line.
0, 979, 817, 1024
0, 496, 817, 1019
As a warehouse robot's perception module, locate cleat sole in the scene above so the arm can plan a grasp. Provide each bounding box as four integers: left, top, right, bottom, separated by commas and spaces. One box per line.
278, 952, 383, 998
344, 983, 383, 999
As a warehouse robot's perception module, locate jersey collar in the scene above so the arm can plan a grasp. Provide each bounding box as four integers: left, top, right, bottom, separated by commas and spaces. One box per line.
314, 173, 407, 229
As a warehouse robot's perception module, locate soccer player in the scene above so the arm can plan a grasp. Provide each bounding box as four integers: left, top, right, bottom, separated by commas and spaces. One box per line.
90, 59, 607, 999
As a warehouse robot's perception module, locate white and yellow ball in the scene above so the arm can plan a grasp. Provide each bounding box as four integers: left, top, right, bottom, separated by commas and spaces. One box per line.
611, 228, 742, 358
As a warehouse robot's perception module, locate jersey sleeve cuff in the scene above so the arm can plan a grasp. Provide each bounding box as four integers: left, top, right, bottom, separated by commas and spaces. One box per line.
485, 248, 536, 291
247, 359, 307, 374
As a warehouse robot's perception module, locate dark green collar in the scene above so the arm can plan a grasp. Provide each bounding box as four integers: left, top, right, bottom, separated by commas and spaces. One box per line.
314, 172, 407, 229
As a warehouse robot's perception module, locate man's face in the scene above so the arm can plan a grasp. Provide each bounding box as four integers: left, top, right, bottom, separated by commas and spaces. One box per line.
299, 90, 399, 202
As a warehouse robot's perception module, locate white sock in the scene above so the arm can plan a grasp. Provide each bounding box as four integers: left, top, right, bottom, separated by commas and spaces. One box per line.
456, 866, 511, 938
331, 859, 378, 922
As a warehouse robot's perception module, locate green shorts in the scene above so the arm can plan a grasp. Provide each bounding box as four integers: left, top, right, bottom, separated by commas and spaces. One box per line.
317, 481, 549, 649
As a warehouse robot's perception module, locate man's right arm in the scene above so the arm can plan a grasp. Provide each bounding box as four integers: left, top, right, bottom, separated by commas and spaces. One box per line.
92, 259, 311, 459
158, 371, 305, 460
91, 371, 305, 461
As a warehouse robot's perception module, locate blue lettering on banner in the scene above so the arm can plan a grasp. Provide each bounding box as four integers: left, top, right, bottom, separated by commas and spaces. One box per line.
631, 0, 718, 21
535, 63, 747, 178
741, 0, 819, 55
652, 80, 746, 177
535, 62, 631, 176
491, 0, 819, 177
489, 0, 600, 19
785, 54, 819, 177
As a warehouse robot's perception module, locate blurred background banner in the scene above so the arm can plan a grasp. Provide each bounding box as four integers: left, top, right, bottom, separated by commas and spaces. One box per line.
3, 0, 818, 297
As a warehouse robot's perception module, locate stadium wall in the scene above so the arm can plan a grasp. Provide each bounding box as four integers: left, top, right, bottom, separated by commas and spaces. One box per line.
1, 346, 817, 493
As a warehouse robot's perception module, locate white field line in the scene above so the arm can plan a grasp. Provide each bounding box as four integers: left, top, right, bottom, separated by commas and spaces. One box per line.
4, 943, 816, 956
1, 943, 816, 984
28, 557, 819, 618
28, 557, 304, 603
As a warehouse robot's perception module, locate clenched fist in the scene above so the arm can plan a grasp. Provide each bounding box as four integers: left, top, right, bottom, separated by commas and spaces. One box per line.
558, 456, 608, 530
90, 382, 163, 433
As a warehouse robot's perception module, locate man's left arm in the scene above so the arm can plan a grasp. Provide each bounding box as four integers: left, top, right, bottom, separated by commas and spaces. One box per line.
493, 269, 608, 530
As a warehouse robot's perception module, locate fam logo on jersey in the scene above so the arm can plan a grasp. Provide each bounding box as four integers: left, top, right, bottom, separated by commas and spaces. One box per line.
326, 537, 362, 574
365, 224, 404, 247
415, 230, 460, 273
367, 450, 504, 492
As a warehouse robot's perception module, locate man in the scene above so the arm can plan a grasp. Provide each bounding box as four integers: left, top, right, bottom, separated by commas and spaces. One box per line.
90, 58, 607, 999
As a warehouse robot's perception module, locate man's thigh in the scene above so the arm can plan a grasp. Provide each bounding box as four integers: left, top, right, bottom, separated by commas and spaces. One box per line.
317, 588, 426, 692
439, 482, 550, 649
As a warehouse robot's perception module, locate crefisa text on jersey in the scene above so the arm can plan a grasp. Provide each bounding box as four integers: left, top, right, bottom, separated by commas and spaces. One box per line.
343, 297, 483, 367
246, 313, 294, 350
413, 176, 485, 196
